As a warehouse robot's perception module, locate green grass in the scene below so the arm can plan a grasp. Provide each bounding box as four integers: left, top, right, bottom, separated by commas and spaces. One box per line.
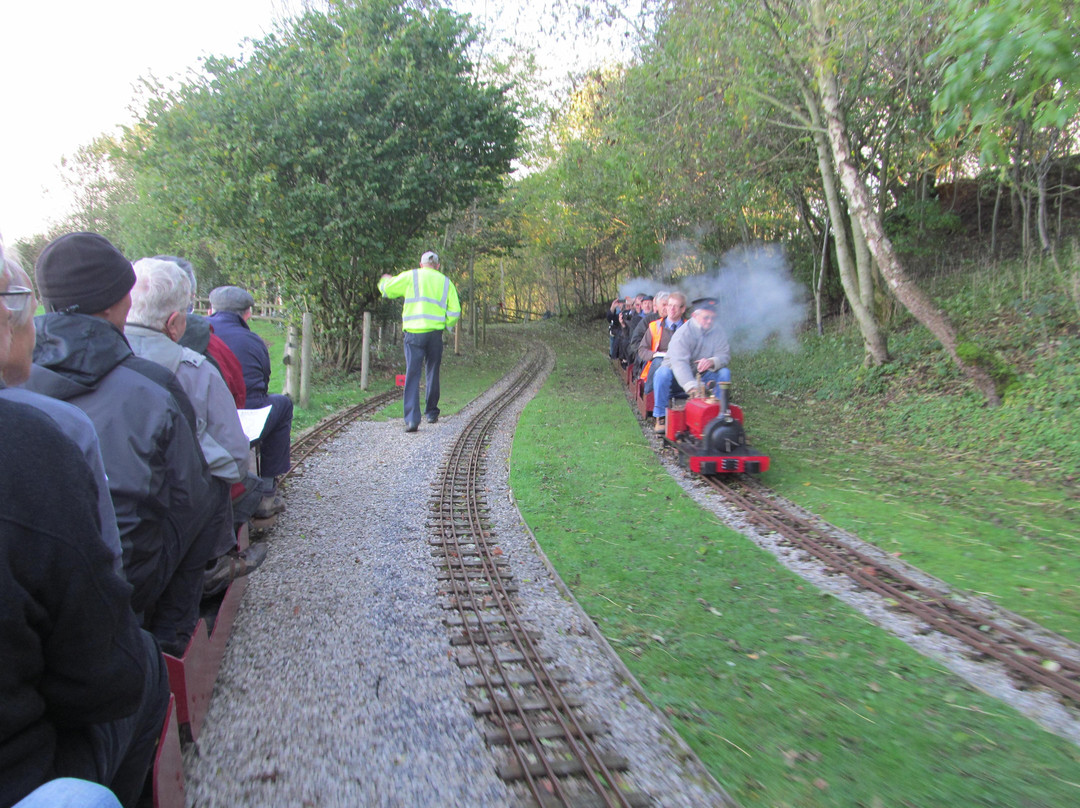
510, 320, 1080, 808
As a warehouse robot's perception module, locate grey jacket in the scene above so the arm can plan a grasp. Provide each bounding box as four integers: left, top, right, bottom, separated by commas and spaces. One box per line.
26, 313, 211, 615
126, 325, 249, 485
662, 317, 731, 392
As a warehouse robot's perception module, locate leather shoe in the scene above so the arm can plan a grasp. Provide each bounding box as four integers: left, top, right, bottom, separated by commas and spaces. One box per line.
405, 422, 419, 433
425, 414, 439, 424
653, 416, 666, 434
203, 543, 269, 597
254, 494, 285, 518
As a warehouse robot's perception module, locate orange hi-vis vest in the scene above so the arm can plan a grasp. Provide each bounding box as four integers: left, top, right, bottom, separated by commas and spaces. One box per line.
640, 318, 667, 381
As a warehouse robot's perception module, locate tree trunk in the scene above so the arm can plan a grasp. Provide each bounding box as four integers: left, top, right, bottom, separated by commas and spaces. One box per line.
850, 214, 874, 314
804, 87, 889, 365
811, 0, 1002, 406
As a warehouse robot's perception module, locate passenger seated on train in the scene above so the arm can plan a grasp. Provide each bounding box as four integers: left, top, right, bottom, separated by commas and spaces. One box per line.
158, 255, 264, 524
127, 258, 267, 596
207, 285, 293, 519
629, 291, 666, 376
0, 243, 169, 808
637, 291, 688, 394
651, 296, 731, 433
25, 231, 219, 656
621, 294, 654, 365
0, 249, 123, 576
160, 255, 248, 408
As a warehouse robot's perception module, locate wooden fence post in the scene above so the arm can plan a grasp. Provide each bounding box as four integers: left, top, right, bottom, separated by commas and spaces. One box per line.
360, 311, 371, 391
300, 312, 313, 409
284, 324, 300, 400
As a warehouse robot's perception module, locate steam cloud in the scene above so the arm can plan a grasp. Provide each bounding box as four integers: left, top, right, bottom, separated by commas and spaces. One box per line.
619, 242, 808, 355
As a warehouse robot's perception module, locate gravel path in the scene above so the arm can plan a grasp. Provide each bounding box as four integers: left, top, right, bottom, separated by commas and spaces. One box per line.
184, 349, 734, 807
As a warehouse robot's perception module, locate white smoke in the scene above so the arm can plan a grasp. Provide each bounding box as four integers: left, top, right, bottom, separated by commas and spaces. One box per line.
679, 244, 809, 354
614, 242, 808, 354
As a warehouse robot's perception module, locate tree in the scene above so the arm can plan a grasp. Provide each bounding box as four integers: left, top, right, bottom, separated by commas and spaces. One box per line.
809, 0, 1006, 404
126, 0, 521, 368
931, 0, 1080, 253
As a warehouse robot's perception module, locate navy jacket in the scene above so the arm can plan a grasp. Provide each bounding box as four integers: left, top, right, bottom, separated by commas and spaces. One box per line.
206, 311, 271, 404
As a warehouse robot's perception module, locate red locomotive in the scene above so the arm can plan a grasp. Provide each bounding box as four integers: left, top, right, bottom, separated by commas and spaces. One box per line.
625, 362, 770, 474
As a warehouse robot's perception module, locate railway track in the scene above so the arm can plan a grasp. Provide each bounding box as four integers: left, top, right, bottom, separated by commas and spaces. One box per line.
284, 387, 402, 479
617, 360, 1080, 712
431, 346, 650, 808
613, 358, 1080, 712
704, 475, 1080, 707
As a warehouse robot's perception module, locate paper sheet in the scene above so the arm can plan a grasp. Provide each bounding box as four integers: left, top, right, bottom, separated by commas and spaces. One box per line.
237, 405, 273, 443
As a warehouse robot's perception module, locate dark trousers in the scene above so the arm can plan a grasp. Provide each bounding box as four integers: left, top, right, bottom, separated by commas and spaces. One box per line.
147, 479, 229, 654
246, 392, 293, 479
53, 631, 169, 807
402, 330, 444, 426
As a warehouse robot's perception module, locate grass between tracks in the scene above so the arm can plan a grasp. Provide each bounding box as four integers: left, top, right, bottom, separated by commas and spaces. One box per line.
510, 320, 1080, 808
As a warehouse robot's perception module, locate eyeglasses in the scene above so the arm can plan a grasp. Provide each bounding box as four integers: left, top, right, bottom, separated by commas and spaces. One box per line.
0, 285, 34, 313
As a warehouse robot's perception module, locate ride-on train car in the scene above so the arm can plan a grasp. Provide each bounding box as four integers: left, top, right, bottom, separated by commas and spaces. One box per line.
625, 362, 770, 474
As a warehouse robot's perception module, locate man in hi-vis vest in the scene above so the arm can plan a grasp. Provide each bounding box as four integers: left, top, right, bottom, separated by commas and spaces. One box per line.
379, 251, 461, 433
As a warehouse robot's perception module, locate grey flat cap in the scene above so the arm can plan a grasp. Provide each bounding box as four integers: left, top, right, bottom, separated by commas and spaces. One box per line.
420, 251, 439, 267
209, 285, 254, 312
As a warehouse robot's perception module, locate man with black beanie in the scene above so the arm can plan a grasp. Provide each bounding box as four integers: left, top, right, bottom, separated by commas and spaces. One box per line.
24, 231, 217, 656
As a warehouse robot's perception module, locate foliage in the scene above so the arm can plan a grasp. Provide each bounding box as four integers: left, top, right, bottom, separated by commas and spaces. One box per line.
124, 0, 521, 369
931, 0, 1080, 166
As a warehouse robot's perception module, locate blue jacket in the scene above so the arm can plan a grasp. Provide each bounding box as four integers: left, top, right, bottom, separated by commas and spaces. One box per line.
206, 311, 271, 404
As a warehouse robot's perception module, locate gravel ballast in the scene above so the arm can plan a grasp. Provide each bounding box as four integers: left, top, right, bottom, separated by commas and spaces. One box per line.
184, 353, 733, 807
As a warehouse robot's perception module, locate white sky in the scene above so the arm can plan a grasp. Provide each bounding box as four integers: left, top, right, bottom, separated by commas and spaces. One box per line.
0, 1, 638, 244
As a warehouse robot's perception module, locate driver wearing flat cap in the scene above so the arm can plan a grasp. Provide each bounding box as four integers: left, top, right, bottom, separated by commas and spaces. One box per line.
650, 295, 730, 432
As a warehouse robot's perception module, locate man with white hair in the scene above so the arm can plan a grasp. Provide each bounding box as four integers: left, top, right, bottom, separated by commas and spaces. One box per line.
127, 257, 266, 592
378, 250, 461, 432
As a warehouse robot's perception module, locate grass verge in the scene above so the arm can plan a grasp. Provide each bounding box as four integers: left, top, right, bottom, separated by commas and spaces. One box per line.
510, 320, 1080, 808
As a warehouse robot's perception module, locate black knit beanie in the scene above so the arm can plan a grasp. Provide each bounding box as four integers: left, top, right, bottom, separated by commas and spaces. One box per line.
36, 232, 136, 314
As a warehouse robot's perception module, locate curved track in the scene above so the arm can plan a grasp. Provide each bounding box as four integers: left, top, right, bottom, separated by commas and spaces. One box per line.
432, 346, 650, 808
615, 359, 1080, 712
285, 388, 402, 478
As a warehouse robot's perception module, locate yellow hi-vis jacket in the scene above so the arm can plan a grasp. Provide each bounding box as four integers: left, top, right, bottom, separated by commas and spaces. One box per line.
378, 267, 462, 333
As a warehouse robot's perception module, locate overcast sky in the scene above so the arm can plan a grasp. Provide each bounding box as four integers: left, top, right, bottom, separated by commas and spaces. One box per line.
0, 1, 635, 244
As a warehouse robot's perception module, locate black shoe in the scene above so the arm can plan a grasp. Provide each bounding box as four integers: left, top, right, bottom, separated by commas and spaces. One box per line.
425, 414, 439, 424
405, 422, 419, 433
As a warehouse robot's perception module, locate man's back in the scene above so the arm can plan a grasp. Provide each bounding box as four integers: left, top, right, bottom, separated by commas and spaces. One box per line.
26, 313, 210, 613
206, 310, 269, 401
0, 398, 149, 807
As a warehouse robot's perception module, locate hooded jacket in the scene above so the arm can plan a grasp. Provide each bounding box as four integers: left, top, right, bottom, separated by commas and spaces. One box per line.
25, 313, 210, 614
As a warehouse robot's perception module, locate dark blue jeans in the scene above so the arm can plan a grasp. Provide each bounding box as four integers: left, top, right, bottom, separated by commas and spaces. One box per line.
246, 392, 293, 479
402, 330, 445, 426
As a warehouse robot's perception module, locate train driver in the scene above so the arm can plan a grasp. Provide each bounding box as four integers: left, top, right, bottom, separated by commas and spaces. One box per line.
651, 296, 731, 433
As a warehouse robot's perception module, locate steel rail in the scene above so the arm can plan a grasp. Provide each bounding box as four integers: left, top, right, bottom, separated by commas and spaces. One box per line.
433, 346, 644, 808
705, 476, 1080, 703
